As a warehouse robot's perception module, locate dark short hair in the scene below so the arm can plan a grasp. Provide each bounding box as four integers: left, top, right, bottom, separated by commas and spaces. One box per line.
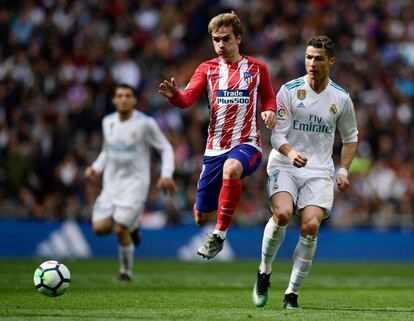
306, 35, 335, 58
113, 83, 137, 97
208, 11, 243, 38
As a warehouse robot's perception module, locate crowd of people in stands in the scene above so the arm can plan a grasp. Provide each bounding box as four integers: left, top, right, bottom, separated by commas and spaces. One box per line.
1, 0, 413, 230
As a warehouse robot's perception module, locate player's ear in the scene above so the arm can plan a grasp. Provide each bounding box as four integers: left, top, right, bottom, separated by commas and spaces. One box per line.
329, 56, 335, 67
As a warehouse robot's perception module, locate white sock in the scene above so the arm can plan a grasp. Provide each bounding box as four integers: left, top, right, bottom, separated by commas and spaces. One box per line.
285, 235, 317, 294
119, 243, 135, 276
213, 229, 227, 240
258, 217, 286, 274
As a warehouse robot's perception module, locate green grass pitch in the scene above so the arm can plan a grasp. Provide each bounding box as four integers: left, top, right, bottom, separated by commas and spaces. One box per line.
1, 259, 413, 321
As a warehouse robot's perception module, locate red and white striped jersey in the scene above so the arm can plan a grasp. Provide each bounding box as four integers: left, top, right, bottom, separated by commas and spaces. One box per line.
168, 55, 276, 156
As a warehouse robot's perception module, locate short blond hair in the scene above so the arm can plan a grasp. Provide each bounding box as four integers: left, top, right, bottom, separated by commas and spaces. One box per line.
208, 11, 243, 37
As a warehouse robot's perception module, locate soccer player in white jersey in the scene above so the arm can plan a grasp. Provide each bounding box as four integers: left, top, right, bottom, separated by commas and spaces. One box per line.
85, 84, 177, 281
252, 36, 358, 309
158, 11, 276, 260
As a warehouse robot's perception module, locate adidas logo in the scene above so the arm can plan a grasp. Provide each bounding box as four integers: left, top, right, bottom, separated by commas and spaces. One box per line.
297, 102, 305, 108
36, 222, 92, 258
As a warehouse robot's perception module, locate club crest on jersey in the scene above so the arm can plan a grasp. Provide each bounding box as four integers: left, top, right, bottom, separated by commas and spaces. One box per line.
297, 89, 306, 100
131, 131, 137, 140
330, 104, 337, 114
243, 71, 254, 84
277, 107, 287, 121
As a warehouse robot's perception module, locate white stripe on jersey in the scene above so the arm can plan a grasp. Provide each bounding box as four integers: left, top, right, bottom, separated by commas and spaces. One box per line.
249, 70, 260, 141
211, 62, 229, 148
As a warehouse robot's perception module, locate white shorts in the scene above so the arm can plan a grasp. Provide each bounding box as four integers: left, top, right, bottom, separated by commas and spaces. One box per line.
267, 167, 334, 218
92, 193, 144, 228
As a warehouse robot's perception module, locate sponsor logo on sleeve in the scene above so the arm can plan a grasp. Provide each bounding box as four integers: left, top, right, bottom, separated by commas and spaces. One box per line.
277, 107, 287, 121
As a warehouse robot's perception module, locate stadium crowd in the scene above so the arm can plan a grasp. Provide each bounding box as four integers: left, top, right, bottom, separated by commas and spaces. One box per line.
1, 0, 413, 231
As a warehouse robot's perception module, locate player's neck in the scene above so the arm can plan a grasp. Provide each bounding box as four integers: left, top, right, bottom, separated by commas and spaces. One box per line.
219, 52, 243, 65
306, 75, 329, 94
118, 110, 134, 121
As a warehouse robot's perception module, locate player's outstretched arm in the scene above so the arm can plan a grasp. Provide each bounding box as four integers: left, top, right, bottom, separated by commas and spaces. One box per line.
158, 77, 178, 99
157, 177, 178, 196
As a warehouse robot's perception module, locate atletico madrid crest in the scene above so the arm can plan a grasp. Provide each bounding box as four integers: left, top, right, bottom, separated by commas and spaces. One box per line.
243, 71, 254, 84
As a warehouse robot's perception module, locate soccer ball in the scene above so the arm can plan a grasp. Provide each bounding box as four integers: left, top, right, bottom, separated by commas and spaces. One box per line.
33, 260, 71, 297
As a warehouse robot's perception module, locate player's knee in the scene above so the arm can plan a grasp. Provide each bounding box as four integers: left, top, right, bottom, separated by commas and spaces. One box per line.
273, 209, 292, 226
301, 219, 320, 236
93, 224, 110, 235
223, 160, 243, 179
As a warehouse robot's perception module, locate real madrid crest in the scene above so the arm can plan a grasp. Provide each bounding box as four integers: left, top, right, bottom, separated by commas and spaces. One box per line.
297, 89, 306, 100
329, 104, 337, 114
131, 131, 137, 140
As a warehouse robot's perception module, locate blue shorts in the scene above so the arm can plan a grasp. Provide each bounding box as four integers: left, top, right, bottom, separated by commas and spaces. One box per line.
195, 144, 262, 212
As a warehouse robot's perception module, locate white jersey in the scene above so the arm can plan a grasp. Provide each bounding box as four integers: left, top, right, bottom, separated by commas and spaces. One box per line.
92, 110, 174, 207
269, 76, 358, 176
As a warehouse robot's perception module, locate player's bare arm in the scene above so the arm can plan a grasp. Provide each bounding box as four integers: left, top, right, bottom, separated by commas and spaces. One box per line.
158, 77, 178, 99
157, 177, 178, 196
279, 143, 307, 168
336, 142, 357, 191
84, 166, 100, 182
261, 110, 276, 129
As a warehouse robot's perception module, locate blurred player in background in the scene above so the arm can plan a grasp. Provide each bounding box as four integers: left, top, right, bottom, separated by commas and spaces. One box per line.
85, 84, 177, 281
158, 11, 276, 260
252, 36, 358, 308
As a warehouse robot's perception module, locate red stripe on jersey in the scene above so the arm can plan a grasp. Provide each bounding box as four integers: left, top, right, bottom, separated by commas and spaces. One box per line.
220, 64, 242, 149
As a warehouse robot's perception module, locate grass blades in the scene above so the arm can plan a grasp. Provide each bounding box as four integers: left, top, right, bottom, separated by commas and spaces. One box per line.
1, 259, 413, 321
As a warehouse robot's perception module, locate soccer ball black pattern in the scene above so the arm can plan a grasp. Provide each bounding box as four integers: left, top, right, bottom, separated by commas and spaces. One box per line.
33, 260, 71, 297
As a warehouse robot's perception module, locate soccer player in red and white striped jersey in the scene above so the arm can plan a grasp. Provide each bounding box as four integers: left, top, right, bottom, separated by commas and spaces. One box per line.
159, 11, 276, 260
